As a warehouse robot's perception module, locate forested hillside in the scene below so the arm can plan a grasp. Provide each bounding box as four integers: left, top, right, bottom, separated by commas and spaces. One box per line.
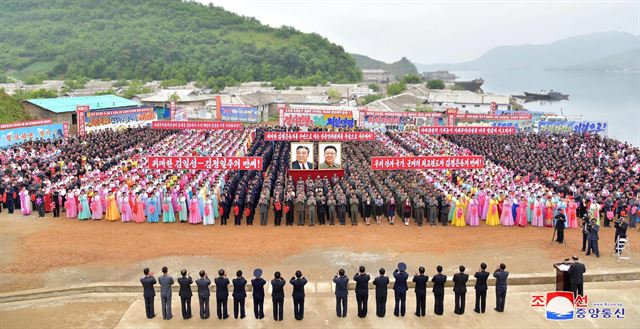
0, 0, 361, 84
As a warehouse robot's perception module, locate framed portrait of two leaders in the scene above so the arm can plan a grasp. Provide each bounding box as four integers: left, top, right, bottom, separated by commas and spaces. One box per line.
290, 142, 342, 170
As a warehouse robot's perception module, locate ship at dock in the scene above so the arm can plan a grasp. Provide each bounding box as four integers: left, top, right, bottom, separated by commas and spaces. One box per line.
522, 90, 569, 100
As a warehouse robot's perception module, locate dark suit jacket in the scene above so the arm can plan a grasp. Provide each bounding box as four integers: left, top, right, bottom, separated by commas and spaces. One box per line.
474, 271, 489, 291
333, 275, 349, 298
178, 276, 193, 298
412, 274, 429, 296
291, 161, 314, 170
232, 277, 247, 299
373, 275, 389, 297
567, 262, 586, 285
353, 273, 371, 295
214, 277, 230, 299
392, 270, 409, 293
290, 278, 308, 299
140, 276, 157, 298
251, 278, 267, 299
493, 270, 509, 293
271, 278, 286, 299
453, 273, 469, 293
196, 278, 211, 298
431, 274, 446, 295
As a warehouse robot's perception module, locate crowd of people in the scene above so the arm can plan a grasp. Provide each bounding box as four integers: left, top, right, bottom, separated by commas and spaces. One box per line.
1, 126, 638, 232
140, 262, 510, 321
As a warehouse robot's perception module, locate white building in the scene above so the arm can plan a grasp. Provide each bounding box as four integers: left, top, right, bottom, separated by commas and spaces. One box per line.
426, 90, 511, 113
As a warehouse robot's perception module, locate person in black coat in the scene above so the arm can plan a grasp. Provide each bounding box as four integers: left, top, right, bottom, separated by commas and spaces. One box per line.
614, 217, 629, 254
555, 214, 566, 243
232, 270, 247, 319
431, 265, 446, 316
251, 269, 267, 319
453, 265, 469, 315
373, 268, 389, 317
493, 263, 509, 312
214, 269, 230, 319
52, 190, 60, 218
333, 268, 349, 317
567, 256, 586, 298
412, 266, 429, 317
178, 269, 193, 319
586, 219, 600, 257
393, 263, 409, 317
353, 266, 371, 318
195, 270, 211, 319
473, 263, 490, 313
290, 270, 308, 320
6, 184, 16, 214
140, 268, 157, 319
271, 271, 286, 321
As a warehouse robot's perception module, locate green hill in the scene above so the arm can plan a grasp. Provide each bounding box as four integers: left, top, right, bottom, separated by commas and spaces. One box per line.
0, 0, 361, 84
350, 54, 418, 78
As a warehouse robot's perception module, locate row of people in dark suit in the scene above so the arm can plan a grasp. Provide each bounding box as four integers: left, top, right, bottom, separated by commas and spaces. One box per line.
140, 263, 509, 321
141, 267, 307, 321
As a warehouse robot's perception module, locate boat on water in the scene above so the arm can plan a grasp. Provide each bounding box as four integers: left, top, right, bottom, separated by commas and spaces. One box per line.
523, 90, 569, 100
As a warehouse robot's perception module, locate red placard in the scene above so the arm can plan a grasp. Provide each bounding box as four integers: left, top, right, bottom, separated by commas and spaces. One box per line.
0, 119, 53, 130
457, 113, 531, 120
447, 108, 458, 126
216, 96, 222, 121
419, 126, 516, 135
264, 131, 375, 141
359, 110, 443, 118
62, 122, 69, 137
170, 101, 176, 121
151, 121, 243, 130
371, 156, 485, 170
147, 156, 263, 170
76, 105, 89, 136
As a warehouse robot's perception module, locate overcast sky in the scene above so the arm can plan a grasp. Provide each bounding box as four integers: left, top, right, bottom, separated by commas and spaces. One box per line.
201, 0, 639, 64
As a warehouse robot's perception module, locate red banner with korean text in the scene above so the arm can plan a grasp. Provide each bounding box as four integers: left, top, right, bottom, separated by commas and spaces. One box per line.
147, 156, 263, 170
419, 126, 516, 135
371, 156, 485, 170
359, 110, 443, 118
151, 121, 243, 130
76, 105, 89, 136
264, 131, 375, 141
456, 113, 531, 120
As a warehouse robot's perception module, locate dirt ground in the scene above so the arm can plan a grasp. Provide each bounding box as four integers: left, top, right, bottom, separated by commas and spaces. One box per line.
0, 211, 638, 292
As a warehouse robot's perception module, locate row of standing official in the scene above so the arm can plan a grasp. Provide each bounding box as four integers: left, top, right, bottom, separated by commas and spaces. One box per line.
140, 263, 509, 321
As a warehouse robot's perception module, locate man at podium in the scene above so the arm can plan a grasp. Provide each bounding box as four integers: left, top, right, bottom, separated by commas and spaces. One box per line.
567, 256, 586, 298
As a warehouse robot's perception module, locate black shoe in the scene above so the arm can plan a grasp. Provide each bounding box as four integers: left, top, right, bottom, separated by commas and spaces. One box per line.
474, 309, 480, 313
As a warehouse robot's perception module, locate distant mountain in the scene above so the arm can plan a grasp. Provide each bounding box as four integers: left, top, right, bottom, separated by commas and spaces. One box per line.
552, 48, 640, 72
350, 54, 418, 78
417, 31, 640, 72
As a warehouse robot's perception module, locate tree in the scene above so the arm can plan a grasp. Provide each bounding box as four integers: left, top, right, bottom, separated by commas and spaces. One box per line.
427, 79, 445, 90
24, 74, 46, 85
368, 83, 380, 92
415, 103, 433, 112
362, 93, 384, 104
62, 76, 87, 92
402, 73, 421, 84
387, 81, 406, 96
327, 88, 341, 99
122, 80, 152, 99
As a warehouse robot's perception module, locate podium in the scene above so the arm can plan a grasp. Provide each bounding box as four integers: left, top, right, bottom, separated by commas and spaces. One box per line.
553, 263, 571, 291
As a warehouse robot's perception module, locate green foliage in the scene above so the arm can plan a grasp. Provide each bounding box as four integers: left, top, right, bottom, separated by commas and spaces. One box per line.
0, 72, 8, 83
113, 79, 129, 87
415, 103, 433, 112
160, 78, 187, 88
387, 81, 407, 96
427, 79, 445, 89
351, 54, 418, 78
122, 80, 152, 99
0, 0, 361, 84
62, 76, 87, 92
0, 90, 30, 123
368, 83, 380, 92
362, 93, 384, 104
327, 88, 341, 99
402, 74, 422, 84
12, 88, 58, 101
94, 88, 116, 96
24, 74, 46, 85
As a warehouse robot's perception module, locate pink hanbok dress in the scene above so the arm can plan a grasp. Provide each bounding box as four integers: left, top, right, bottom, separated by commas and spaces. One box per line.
65, 193, 77, 218
467, 198, 479, 226
499, 198, 514, 226
188, 198, 202, 224
19, 190, 32, 215
516, 201, 528, 227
